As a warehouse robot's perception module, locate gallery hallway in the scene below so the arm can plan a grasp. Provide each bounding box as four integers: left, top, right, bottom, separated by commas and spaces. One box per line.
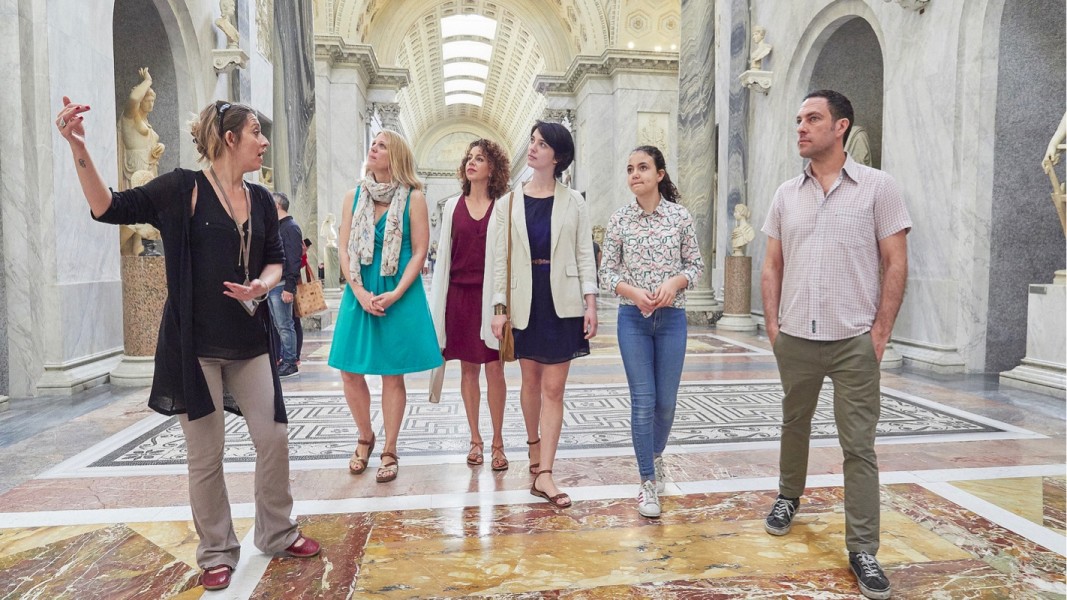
0, 297, 1063, 598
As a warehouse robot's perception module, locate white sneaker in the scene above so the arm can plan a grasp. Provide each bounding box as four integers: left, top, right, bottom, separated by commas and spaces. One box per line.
653, 455, 666, 493
637, 480, 661, 518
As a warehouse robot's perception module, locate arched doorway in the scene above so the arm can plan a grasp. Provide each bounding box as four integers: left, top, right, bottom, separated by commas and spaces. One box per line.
808, 17, 884, 168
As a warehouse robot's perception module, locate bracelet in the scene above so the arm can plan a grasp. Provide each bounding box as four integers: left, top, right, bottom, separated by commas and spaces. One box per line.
494, 304, 507, 315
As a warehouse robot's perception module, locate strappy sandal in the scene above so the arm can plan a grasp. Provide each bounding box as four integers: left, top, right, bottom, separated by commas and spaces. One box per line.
530, 470, 571, 508
491, 444, 509, 471
527, 438, 541, 474
466, 441, 484, 466
376, 452, 399, 483
348, 434, 376, 475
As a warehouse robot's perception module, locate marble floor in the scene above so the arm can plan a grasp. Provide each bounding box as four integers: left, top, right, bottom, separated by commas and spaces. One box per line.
0, 298, 1064, 599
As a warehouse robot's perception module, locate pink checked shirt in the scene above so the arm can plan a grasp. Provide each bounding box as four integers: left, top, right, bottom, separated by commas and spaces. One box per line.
600, 198, 705, 309
762, 155, 912, 341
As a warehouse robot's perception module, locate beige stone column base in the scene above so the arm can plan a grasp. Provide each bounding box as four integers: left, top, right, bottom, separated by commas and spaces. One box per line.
880, 342, 903, 369
110, 355, 156, 387
684, 289, 723, 326
0, 395, 9, 412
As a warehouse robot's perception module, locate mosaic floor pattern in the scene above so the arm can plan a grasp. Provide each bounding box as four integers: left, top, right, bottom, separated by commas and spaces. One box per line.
55, 381, 1036, 473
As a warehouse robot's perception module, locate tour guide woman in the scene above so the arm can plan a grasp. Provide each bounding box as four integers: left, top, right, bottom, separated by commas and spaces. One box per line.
55, 97, 320, 592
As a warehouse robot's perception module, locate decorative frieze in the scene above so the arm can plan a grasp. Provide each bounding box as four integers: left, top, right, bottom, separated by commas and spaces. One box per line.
534, 49, 679, 95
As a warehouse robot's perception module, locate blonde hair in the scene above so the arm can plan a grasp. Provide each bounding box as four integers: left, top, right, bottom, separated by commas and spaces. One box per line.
373, 130, 423, 191
189, 100, 256, 163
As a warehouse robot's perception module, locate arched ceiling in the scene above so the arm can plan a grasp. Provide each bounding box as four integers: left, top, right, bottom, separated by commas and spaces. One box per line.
315, 1, 680, 164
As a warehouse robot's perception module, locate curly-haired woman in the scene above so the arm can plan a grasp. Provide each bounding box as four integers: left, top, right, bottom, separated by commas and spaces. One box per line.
430, 138, 512, 470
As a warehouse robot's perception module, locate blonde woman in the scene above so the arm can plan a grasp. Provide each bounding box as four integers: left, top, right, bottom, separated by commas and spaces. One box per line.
56, 98, 320, 591
430, 139, 511, 470
329, 130, 442, 483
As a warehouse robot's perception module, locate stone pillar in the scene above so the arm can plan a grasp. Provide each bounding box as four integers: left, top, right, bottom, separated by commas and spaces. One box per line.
1000, 280, 1067, 395
719, 256, 756, 331
110, 256, 167, 386
677, 0, 721, 323
373, 102, 403, 135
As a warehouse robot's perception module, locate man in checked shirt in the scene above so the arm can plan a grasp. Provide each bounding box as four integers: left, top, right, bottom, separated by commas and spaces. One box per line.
760, 90, 911, 600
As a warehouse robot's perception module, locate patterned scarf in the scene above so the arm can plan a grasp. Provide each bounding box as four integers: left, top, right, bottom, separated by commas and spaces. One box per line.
348, 176, 408, 287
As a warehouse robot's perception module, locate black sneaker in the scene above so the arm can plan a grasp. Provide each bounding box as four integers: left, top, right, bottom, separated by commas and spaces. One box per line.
278, 363, 299, 379
764, 494, 799, 535
849, 551, 891, 599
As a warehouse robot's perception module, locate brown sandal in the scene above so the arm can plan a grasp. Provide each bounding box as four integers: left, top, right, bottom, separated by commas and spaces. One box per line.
530, 470, 571, 508
348, 434, 376, 475
526, 438, 541, 474
491, 444, 509, 471
376, 452, 399, 483
466, 441, 484, 466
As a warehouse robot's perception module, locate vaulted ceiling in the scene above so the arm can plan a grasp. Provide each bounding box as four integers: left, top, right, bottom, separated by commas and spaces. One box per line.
315, 0, 680, 168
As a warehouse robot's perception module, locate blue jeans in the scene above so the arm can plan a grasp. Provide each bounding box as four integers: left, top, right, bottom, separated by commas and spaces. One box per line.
267, 287, 298, 365
617, 304, 688, 481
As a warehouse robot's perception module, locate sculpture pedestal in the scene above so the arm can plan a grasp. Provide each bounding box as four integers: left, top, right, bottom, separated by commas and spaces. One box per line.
324, 246, 340, 294
684, 288, 722, 326
110, 256, 167, 387
1000, 280, 1067, 396
718, 255, 757, 332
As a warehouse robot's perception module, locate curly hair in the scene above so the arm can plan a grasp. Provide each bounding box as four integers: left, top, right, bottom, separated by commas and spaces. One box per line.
457, 138, 511, 199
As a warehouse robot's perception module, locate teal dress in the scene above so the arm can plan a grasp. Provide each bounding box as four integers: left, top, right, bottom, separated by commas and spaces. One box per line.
328, 191, 442, 375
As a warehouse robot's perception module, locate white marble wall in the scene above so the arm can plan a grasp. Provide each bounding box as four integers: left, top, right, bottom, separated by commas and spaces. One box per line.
729, 0, 1062, 372
313, 59, 367, 244
573, 71, 680, 230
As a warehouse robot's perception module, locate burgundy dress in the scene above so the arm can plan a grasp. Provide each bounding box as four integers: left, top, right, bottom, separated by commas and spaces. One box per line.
442, 197, 500, 364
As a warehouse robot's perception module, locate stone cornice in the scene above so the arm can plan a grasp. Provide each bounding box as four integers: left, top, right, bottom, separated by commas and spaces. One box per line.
314, 34, 410, 89
418, 169, 458, 179
534, 49, 680, 95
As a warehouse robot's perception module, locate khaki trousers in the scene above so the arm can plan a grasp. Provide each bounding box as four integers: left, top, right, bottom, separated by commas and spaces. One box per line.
179, 354, 298, 569
772, 331, 881, 554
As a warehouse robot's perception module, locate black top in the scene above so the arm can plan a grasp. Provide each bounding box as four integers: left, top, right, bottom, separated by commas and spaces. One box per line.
278, 215, 304, 293
94, 168, 287, 423
189, 170, 271, 358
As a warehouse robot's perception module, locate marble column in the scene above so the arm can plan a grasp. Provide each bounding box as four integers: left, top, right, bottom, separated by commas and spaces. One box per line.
374, 102, 403, 135
1000, 280, 1067, 396
677, 0, 721, 323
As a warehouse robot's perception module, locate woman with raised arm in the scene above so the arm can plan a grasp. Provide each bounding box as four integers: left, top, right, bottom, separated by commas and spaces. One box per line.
430, 139, 511, 470
600, 145, 704, 519
490, 121, 598, 508
55, 97, 319, 592
329, 130, 441, 484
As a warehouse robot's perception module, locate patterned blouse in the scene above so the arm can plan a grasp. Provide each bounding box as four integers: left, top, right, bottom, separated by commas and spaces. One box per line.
599, 198, 705, 309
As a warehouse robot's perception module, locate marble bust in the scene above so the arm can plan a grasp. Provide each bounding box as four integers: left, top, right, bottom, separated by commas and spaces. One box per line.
845, 125, 873, 167
216, 0, 240, 49
749, 26, 772, 71
730, 203, 755, 257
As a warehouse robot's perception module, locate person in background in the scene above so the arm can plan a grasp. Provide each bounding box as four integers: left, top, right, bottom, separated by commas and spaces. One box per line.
267, 191, 303, 378
56, 97, 320, 592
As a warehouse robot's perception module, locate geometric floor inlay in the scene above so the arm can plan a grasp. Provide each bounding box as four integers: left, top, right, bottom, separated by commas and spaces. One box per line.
74, 381, 1032, 470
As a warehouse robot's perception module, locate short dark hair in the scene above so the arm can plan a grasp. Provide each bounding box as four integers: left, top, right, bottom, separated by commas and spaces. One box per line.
272, 191, 290, 211
804, 89, 854, 145
531, 120, 574, 179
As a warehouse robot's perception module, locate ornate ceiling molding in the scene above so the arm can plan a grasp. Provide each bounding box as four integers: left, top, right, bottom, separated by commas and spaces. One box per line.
534, 49, 679, 95
313, 34, 410, 88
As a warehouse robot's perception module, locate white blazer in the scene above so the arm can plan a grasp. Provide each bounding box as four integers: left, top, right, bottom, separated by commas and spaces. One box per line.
491, 181, 598, 330
429, 195, 499, 350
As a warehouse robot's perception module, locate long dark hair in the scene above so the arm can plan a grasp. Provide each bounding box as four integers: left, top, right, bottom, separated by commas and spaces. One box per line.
631, 145, 680, 203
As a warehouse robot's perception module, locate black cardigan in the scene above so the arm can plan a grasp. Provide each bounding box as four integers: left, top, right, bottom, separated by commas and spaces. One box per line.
95, 168, 288, 423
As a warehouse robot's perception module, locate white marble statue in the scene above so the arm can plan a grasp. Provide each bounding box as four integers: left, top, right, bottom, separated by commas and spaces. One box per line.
730, 203, 755, 257
216, 0, 240, 49
1042, 112, 1067, 234
118, 68, 165, 256
749, 26, 773, 70
845, 125, 873, 167
320, 214, 340, 287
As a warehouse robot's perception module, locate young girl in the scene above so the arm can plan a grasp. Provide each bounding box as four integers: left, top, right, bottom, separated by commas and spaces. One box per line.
599, 145, 704, 518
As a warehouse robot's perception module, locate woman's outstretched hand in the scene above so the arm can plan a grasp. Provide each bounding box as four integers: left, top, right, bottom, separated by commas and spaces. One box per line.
56, 96, 90, 146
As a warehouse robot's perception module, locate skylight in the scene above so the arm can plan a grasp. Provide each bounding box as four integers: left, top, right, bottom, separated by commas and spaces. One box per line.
444, 79, 487, 95
441, 14, 497, 40
442, 41, 493, 62
445, 93, 484, 107
443, 62, 489, 80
